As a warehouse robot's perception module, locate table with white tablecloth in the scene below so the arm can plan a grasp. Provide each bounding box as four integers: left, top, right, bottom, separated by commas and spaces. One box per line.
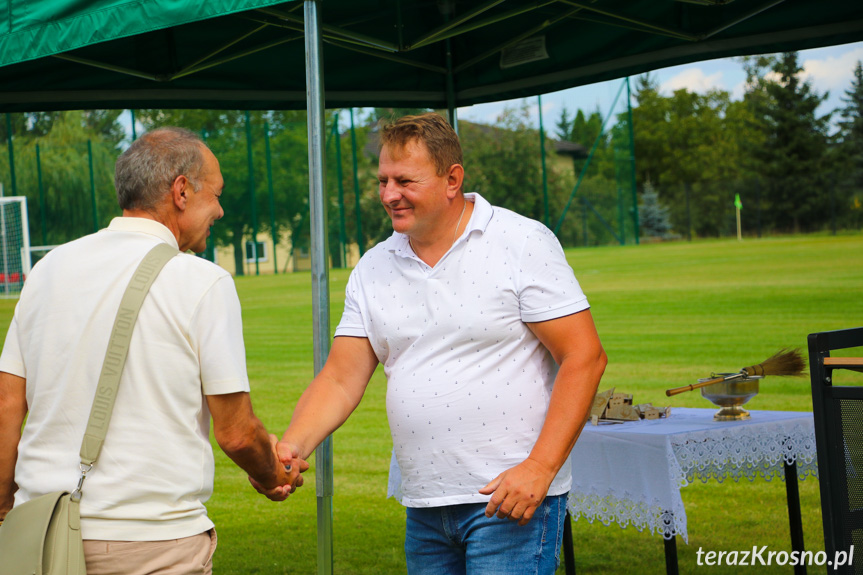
567, 407, 817, 543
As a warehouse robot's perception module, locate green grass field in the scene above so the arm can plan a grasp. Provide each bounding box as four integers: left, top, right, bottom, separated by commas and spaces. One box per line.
4, 233, 862, 573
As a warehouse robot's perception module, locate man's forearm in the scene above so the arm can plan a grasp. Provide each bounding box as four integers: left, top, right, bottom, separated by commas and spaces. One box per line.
208, 392, 290, 491
280, 336, 378, 460
523, 311, 607, 478
219, 418, 287, 490
0, 372, 27, 518
281, 372, 363, 460
0, 435, 20, 518
528, 348, 607, 477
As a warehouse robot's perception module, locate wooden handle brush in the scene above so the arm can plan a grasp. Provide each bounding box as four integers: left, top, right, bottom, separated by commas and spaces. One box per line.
665, 348, 806, 397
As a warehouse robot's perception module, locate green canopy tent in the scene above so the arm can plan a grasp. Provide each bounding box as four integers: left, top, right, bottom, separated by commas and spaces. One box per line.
1, 1, 862, 113
2, 2, 862, 573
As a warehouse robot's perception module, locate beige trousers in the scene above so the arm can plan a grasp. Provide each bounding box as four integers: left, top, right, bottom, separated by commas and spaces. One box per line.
83, 529, 217, 575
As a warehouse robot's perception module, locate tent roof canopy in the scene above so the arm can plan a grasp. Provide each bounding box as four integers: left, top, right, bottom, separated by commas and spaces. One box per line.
1, 0, 862, 112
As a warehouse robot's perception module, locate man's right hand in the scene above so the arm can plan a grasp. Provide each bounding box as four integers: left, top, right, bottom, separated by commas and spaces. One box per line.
276, 440, 310, 495
248, 437, 309, 501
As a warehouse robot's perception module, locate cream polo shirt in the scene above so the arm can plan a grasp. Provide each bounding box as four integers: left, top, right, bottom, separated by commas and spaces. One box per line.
0, 218, 249, 541
336, 193, 590, 507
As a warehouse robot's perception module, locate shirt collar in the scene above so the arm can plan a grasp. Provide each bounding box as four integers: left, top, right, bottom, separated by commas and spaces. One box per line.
463, 192, 493, 235
105, 217, 180, 249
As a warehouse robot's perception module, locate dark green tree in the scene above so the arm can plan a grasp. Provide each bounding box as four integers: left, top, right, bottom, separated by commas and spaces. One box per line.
743, 52, 831, 232
631, 75, 671, 186
835, 60, 863, 229
570, 108, 602, 149
555, 107, 573, 140
837, 61, 863, 149
553, 106, 602, 150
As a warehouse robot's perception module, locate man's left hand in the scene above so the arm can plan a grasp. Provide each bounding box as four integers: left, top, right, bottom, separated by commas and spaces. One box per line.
478, 458, 555, 526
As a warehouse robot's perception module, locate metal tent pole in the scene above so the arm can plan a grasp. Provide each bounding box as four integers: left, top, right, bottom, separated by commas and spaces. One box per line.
4, 114, 16, 197
445, 38, 458, 133
333, 114, 347, 268
0, 185, 7, 297
442, 7, 458, 133
626, 77, 639, 245
304, 2, 334, 574
88, 140, 98, 233
349, 109, 364, 257
36, 144, 47, 246
538, 95, 549, 228
245, 111, 260, 275
264, 121, 278, 274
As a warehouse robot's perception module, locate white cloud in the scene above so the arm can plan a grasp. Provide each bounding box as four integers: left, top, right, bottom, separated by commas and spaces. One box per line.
661, 67, 725, 94
730, 80, 746, 101
524, 97, 557, 123
801, 46, 863, 92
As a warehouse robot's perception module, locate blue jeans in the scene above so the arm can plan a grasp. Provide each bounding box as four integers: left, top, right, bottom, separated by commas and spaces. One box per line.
404, 494, 567, 575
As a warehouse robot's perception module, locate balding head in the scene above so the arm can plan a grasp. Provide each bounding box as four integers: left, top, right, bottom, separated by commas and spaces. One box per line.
115, 127, 208, 211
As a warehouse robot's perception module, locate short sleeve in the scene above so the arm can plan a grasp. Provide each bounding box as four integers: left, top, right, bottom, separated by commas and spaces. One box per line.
191, 275, 250, 396
517, 226, 589, 323
0, 311, 24, 377
334, 268, 368, 338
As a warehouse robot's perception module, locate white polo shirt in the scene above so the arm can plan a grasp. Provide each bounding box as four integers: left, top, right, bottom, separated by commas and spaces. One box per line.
336, 193, 589, 507
0, 218, 249, 541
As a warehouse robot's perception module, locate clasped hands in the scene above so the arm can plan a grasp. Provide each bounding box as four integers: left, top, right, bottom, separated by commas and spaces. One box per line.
249, 435, 310, 502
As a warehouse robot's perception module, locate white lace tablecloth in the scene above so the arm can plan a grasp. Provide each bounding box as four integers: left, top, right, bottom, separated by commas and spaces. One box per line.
568, 407, 817, 543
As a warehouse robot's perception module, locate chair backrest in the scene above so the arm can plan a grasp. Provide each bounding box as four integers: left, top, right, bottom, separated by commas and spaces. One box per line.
809, 327, 863, 574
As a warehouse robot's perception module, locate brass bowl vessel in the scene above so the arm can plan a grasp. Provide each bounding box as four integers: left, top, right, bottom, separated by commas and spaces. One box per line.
699, 373, 763, 421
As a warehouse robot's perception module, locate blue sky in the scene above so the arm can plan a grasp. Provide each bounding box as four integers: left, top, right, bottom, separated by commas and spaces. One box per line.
457, 41, 863, 133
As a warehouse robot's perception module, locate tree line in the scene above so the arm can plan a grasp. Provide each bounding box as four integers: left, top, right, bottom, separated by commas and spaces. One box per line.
625, 52, 863, 237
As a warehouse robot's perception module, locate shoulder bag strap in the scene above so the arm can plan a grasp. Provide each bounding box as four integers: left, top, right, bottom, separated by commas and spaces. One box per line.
73, 243, 178, 499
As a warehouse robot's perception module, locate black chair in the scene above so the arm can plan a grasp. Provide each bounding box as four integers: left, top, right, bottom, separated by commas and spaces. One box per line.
809, 327, 863, 574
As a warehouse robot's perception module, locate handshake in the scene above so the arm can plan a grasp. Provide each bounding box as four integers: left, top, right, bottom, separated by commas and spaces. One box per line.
248, 435, 311, 502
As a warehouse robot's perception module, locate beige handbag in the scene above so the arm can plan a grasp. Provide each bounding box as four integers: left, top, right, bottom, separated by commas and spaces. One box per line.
0, 243, 177, 575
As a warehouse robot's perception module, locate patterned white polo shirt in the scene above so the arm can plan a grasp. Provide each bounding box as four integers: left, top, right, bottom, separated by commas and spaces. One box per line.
335, 193, 589, 507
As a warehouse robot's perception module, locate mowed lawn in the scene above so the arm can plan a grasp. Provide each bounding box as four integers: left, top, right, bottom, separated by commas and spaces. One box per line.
3, 233, 861, 573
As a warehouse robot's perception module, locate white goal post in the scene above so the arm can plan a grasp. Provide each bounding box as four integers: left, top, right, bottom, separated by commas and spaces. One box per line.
0, 190, 32, 298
